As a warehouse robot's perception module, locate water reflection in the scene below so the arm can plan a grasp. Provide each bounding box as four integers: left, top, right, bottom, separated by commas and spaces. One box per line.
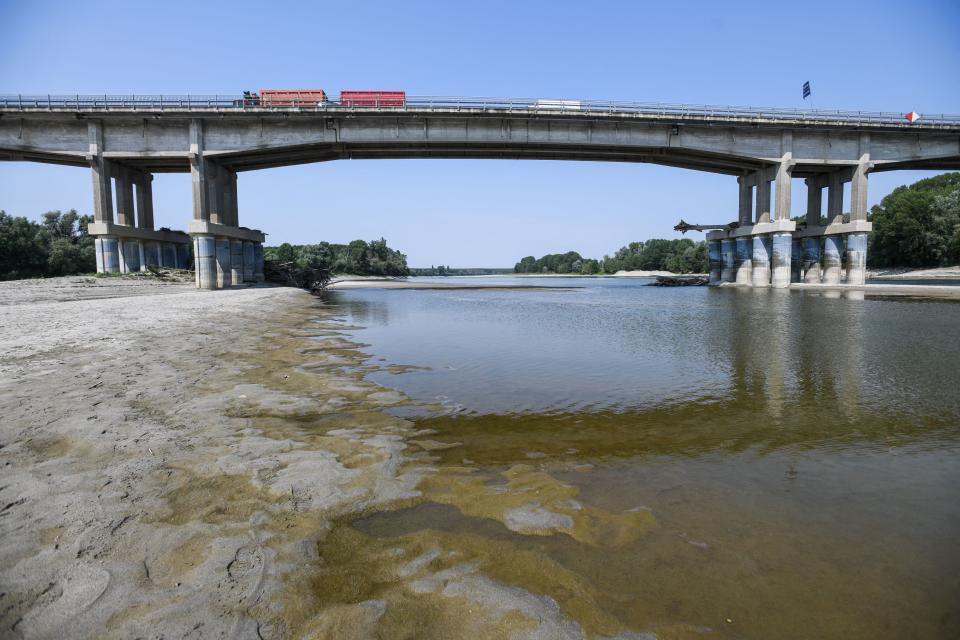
319, 278, 960, 639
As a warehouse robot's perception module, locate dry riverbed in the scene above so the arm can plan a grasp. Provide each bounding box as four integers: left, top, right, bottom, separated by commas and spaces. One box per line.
0, 277, 646, 639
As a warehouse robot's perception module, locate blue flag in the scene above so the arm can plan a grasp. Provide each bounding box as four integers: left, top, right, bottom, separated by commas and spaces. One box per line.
802, 81, 811, 99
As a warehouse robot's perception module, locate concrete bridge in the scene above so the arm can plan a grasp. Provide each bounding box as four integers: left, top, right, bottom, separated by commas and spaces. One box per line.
2, 94, 959, 288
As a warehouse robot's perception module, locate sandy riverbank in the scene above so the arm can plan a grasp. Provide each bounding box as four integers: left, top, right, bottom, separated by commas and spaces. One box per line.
867, 265, 960, 280
0, 277, 642, 639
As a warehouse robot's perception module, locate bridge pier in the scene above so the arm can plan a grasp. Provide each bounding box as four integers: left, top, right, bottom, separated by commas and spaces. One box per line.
187, 119, 266, 289
87, 121, 191, 274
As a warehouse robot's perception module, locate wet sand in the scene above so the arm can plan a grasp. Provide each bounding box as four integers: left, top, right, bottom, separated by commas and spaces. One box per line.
0, 277, 621, 639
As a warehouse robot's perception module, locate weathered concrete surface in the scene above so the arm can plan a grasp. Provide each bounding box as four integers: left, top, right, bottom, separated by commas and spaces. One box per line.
2, 108, 958, 175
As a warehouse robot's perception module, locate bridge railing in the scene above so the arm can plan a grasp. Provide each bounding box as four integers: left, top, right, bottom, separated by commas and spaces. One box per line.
2, 94, 959, 126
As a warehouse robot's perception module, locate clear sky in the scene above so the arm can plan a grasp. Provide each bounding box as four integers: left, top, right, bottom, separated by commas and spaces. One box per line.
1, 0, 958, 267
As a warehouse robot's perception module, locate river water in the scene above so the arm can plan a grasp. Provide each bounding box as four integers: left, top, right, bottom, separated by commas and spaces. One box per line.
325, 277, 960, 639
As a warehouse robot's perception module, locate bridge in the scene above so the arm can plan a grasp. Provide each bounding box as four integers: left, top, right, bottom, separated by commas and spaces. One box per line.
2, 94, 959, 288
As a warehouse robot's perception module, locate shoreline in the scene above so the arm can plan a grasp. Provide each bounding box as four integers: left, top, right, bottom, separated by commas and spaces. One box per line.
0, 276, 626, 639
0, 278, 431, 637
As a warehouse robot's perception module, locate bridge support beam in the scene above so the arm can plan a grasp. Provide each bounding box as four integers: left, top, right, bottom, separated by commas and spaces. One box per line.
707, 238, 721, 284
87, 137, 190, 274
735, 237, 753, 285
790, 238, 803, 283
230, 239, 244, 285
215, 238, 232, 288
243, 241, 255, 282
846, 232, 868, 285
194, 235, 217, 290
771, 233, 792, 288
751, 235, 772, 287
720, 239, 736, 282
822, 235, 844, 285
187, 124, 266, 289
802, 237, 822, 283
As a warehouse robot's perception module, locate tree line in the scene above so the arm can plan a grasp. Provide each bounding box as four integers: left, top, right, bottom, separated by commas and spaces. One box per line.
514, 239, 709, 275
0, 210, 96, 280
265, 238, 408, 277
868, 173, 960, 268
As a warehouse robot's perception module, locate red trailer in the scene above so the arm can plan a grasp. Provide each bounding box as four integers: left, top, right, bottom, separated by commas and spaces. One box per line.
259, 89, 327, 106
340, 90, 406, 107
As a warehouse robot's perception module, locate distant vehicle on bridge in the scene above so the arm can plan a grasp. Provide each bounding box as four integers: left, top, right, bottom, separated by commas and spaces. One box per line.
233, 89, 406, 108
534, 99, 581, 111
258, 89, 328, 106
340, 91, 406, 107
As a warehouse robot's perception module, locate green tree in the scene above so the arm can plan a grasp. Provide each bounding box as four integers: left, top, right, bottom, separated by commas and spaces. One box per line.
869, 173, 960, 267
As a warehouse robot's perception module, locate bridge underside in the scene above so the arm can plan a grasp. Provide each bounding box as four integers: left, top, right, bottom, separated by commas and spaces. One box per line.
1, 108, 959, 288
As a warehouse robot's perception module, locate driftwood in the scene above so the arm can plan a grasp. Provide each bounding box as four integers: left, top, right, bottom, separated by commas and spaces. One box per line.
264, 260, 331, 294
649, 275, 709, 287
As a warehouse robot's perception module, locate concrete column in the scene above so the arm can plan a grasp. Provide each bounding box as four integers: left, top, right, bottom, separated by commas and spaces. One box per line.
98, 237, 119, 273
803, 238, 821, 283
822, 235, 843, 284
707, 240, 722, 284
738, 174, 753, 225
806, 178, 823, 227
790, 238, 802, 283
207, 162, 225, 225
195, 235, 217, 289
254, 243, 265, 282
850, 134, 871, 222
88, 121, 114, 224
827, 172, 844, 225
774, 133, 793, 221
137, 240, 146, 272
176, 243, 190, 270
756, 179, 772, 223
94, 238, 104, 273
215, 238, 232, 288
751, 235, 771, 287
229, 172, 239, 226
136, 174, 154, 229
121, 239, 140, 273
735, 237, 753, 285
243, 241, 255, 282
230, 240, 244, 285
720, 239, 736, 282
771, 232, 792, 288
144, 241, 160, 267
846, 232, 868, 285
115, 169, 135, 227
161, 243, 177, 268
193, 238, 200, 287
190, 119, 209, 221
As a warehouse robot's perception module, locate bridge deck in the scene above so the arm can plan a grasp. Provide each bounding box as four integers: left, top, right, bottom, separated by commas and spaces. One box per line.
3, 94, 960, 131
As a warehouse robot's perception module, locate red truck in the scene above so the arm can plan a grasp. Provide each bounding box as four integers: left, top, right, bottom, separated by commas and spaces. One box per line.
339, 90, 406, 107
258, 89, 328, 106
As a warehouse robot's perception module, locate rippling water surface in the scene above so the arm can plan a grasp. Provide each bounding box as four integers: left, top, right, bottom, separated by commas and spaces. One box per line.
326, 277, 960, 639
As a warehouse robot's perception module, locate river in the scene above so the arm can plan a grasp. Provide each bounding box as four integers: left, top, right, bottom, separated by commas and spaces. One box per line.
320, 277, 960, 639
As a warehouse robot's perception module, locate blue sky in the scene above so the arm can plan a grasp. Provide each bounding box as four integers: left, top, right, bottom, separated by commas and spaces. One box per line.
1, 0, 958, 267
